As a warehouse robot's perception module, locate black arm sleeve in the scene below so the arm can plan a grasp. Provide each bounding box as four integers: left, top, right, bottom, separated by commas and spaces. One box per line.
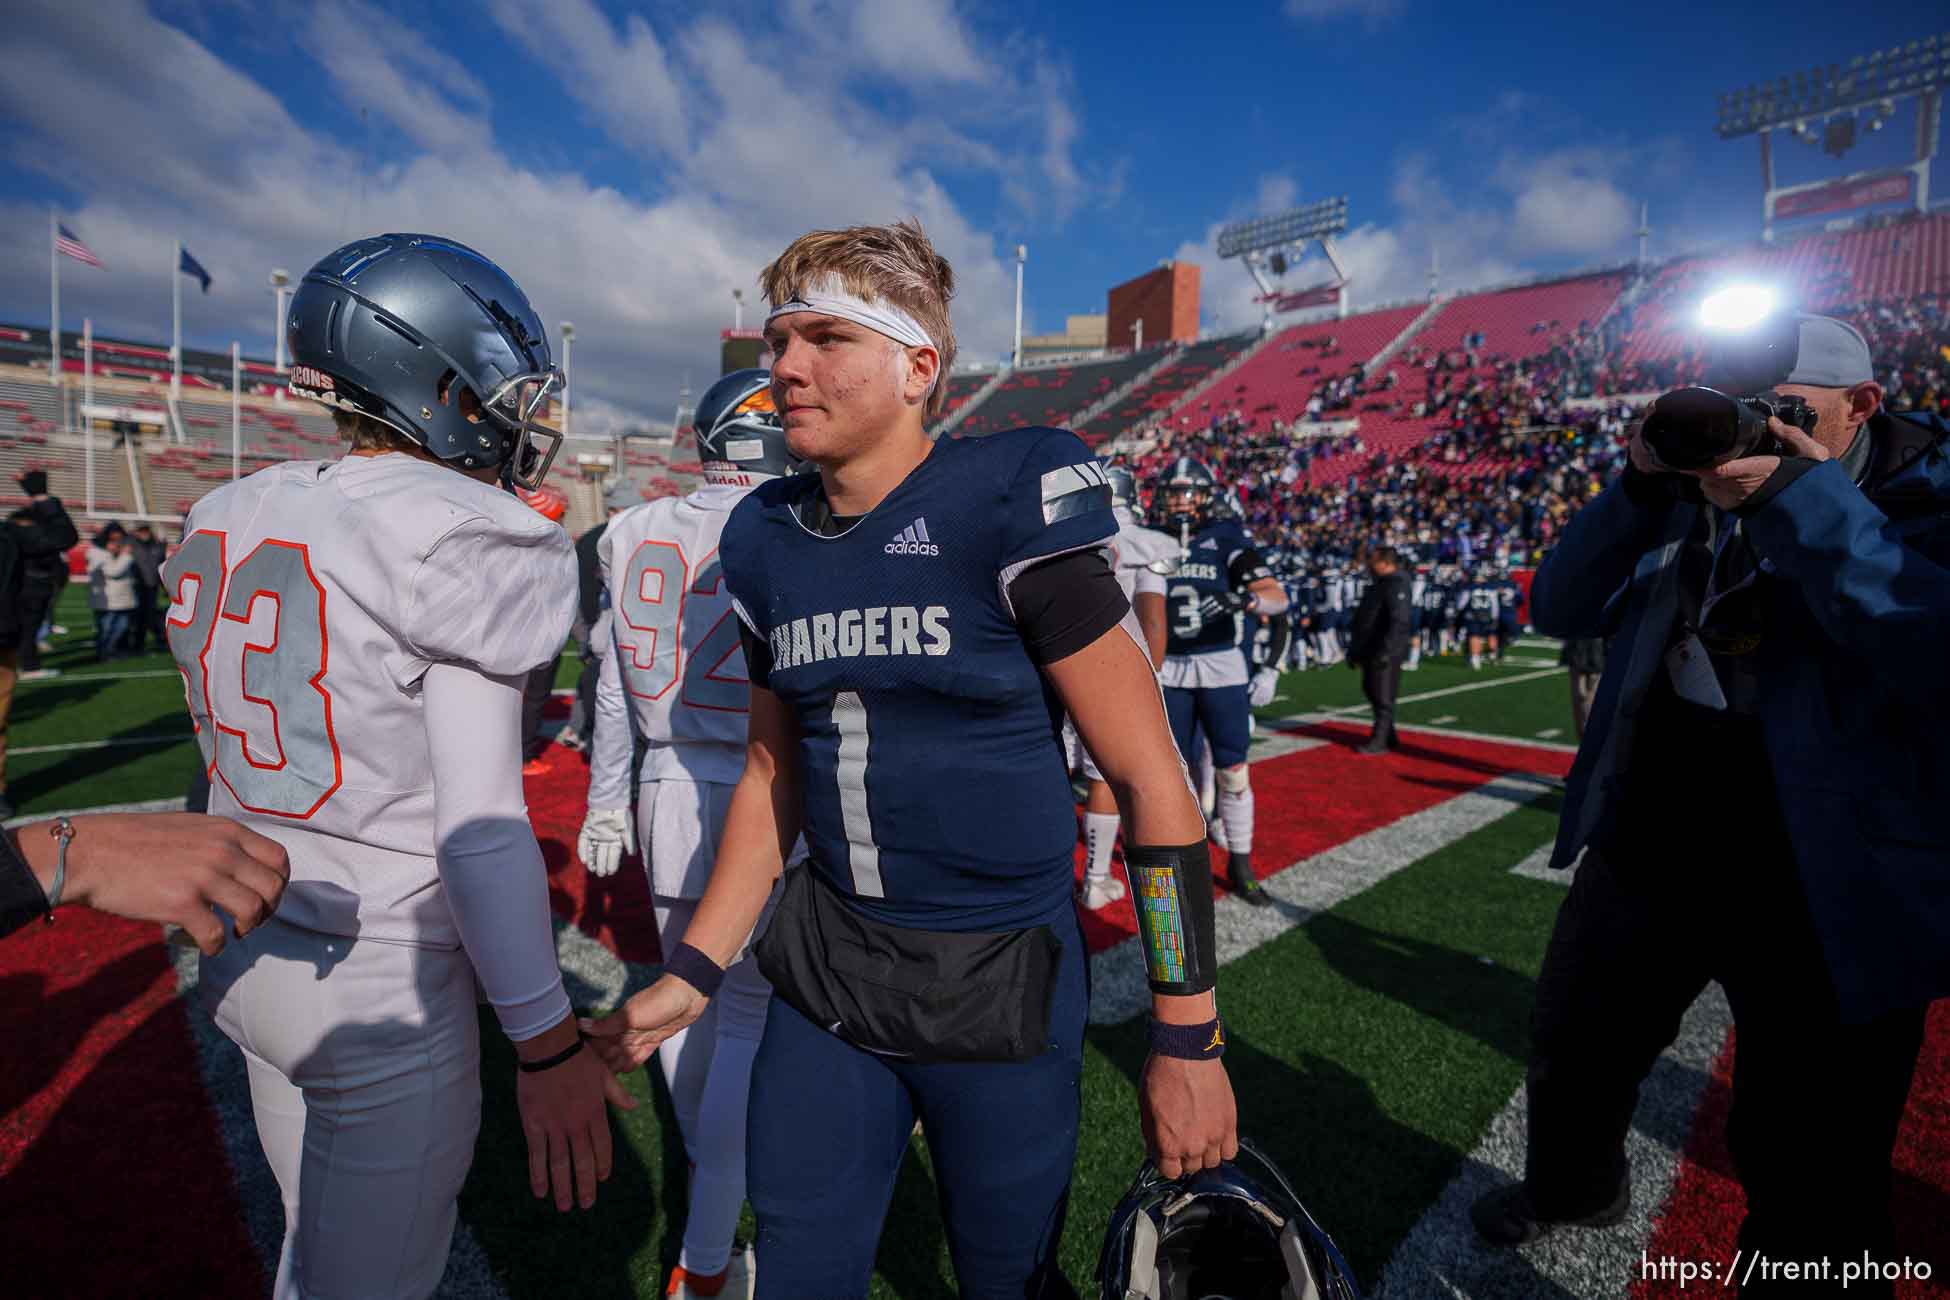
1254, 615, 1292, 671
737, 622, 775, 690
1227, 546, 1272, 586
0, 828, 49, 938
1007, 547, 1130, 665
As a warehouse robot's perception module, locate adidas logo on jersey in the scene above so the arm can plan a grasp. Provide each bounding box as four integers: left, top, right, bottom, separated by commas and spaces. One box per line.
885, 517, 939, 557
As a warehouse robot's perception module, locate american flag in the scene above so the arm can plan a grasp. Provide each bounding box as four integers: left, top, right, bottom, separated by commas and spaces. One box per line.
55, 223, 104, 269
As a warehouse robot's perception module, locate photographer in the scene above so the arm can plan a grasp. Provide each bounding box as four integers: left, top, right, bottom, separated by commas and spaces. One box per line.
1472, 314, 1950, 1296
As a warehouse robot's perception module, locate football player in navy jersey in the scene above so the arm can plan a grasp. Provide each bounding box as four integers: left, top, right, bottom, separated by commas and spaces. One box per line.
1155, 458, 1290, 906
586, 222, 1237, 1297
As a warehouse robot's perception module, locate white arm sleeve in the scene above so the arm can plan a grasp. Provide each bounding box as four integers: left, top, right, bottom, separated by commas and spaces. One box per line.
425, 661, 572, 1043
585, 629, 635, 810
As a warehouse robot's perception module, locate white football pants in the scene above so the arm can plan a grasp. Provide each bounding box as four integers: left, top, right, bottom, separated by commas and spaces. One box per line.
200, 917, 481, 1300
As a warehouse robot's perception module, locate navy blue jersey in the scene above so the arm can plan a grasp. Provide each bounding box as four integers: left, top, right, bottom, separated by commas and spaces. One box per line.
1463, 584, 1501, 627
1495, 579, 1523, 625
1164, 519, 1269, 656
720, 427, 1115, 932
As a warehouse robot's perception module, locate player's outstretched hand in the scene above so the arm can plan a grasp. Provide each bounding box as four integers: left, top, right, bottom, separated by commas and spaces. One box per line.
577, 807, 636, 878
514, 1026, 638, 1213
580, 974, 710, 1073
23, 812, 292, 954
1139, 1054, 1239, 1181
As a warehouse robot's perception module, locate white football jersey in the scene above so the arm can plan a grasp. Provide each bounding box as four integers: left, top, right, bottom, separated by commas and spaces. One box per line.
588, 483, 753, 803
166, 453, 576, 946
1107, 505, 1176, 604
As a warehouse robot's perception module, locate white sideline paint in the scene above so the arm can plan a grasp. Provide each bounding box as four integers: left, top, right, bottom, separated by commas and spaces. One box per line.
1535, 727, 1563, 739
1429, 715, 1459, 725
1507, 843, 1576, 884
1376, 986, 1734, 1299
1088, 773, 1558, 1024
1318, 665, 1566, 716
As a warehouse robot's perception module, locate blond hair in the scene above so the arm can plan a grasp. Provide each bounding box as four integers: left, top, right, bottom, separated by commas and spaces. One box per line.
332, 407, 420, 454
760, 219, 958, 417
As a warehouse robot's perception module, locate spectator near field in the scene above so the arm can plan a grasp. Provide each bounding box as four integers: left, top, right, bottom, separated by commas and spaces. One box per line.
0, 492, 80, 819
1343, 545, 1412, 754
87, 528, 138, 662
8, 471, 76, 678
1474, 314, 1950, 1299
125, 522, 168, 655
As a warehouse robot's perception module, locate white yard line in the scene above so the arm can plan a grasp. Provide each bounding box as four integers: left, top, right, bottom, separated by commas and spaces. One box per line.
1428, 715, 1459, 725
1290, 714, 1582, 756
9, 734, 190, 757
13, 667, 184, 685
1376, 986, 1734, 1299
1535, 727, 1563, 739
4, 795, 189, 829
1317, 666, 1566, 716
1088, 774, 1558, 1024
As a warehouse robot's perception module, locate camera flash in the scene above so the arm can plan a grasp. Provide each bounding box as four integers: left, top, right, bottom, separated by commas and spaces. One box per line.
1700, 284, 1778, 332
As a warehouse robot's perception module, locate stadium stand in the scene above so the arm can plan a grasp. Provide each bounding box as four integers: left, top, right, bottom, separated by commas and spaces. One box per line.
1170, 305, 1426, 433
934, 370, 996, 425
1613, 211, 1950, 370
952, 349, 1159, 439
1077, 331, 1258, 444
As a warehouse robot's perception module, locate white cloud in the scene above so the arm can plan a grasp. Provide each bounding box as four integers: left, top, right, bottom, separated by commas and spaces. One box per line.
1176, 129, 1649, 331
0, 0, 1098, 418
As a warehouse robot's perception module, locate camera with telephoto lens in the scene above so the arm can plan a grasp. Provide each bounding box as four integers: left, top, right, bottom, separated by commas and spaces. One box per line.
1639, 387, 1819, 472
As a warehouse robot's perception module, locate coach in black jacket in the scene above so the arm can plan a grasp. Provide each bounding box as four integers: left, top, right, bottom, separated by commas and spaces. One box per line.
1346, 545, 1413, 754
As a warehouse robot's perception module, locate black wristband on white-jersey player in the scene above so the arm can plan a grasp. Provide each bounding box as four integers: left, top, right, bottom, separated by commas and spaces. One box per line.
1123, 840, 1218, 996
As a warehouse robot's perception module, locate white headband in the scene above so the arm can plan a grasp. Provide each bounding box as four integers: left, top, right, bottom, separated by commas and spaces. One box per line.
765, 277, 935, 353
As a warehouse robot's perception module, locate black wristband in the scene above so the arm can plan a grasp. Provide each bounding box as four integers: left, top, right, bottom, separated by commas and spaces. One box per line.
516, 1037, 585, 1074
664, 941, 726, 997
1149, 1016, 1226, 1060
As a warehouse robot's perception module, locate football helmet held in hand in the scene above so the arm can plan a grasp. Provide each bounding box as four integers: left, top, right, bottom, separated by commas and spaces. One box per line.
1099, 1137, 1362, 1300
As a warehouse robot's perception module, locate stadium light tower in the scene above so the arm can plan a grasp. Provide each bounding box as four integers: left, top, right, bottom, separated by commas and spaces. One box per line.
732, 287, 744, 332
1013, 244, 1027, 367
559, 320, 574, 440
1215, 196, 1351, 325
269, 269, 292, 373
1714, 32, 1947, 240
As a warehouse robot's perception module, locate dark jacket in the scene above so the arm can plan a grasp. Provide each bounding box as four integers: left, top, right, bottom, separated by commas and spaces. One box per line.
2, 499, 81, 644
575, 520, 609, 630
7, 496, 76, 595
128, 533, 167, 588
1560, 636, 1606, 674
1346, 570, 1412, 664
1530, 409, 1950, 1021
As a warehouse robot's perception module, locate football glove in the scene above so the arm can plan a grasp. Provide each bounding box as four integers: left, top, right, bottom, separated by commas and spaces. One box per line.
577, 807, 636, 878
1196, 589, 1252, 624
1248, 667, 1281, 708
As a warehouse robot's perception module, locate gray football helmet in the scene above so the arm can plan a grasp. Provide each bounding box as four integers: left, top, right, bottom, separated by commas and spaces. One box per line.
285, 233, 562, 489
691, 368, 803, 481
1106, 463, 1140, 510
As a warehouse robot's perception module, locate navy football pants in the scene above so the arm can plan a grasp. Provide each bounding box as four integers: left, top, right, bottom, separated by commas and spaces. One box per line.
1164, 682, 1252, 769
745, 905, 1087, 1298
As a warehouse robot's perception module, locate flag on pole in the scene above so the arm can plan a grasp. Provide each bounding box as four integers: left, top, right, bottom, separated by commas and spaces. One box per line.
179, 247, 212, 294
56, 223, 105, 268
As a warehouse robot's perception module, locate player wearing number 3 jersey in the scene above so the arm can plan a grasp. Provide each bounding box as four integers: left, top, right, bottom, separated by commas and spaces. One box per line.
578, 369, 805, 1296
167, 235, 632, 1300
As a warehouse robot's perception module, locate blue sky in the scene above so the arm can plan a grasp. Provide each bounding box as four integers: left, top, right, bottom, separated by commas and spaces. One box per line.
0, 0, 1932, 425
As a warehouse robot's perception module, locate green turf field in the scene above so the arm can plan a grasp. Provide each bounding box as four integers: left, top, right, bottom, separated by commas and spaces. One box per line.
6, 584, 1591, 1296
